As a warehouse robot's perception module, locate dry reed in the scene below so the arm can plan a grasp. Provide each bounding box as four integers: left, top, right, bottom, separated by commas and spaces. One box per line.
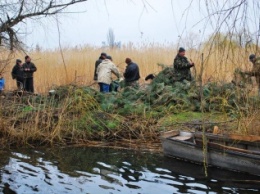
1, 43, 258, 94
0, 43, 259, 147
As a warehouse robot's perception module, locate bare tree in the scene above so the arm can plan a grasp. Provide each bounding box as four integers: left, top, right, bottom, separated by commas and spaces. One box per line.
0, 0, 88, 74
0, 0, 88, 51
107, 28, 115, 49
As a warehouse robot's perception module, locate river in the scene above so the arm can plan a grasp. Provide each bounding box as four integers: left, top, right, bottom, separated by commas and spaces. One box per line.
0, 147, 259, 194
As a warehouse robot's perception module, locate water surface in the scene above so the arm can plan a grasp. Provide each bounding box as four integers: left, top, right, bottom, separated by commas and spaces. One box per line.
0, 147, 259, 194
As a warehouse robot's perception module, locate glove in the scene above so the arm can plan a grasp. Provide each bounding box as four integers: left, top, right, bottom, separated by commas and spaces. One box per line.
190, 63, 194, 67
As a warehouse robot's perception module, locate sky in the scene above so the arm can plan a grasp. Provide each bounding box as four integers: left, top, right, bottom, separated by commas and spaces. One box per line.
21, 0, 211, 49
19, 0, 260, 50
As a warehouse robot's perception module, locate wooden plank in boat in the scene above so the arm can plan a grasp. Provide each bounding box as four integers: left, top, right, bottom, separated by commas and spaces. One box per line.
194, 132, 260, 145
195, 139, 260, 156
160, 130, 179, 138
195, 132, 260, 142
171, 136, 192, 141
228, 134, 260, 142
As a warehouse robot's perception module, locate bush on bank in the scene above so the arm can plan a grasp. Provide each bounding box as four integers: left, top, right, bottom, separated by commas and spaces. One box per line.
0, 67, 259, 147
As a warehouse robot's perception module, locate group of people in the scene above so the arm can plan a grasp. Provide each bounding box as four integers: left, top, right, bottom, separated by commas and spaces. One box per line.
1, 47, 259, 96
173, 47, 260, 96
0, 55, 37, 94
11, 55, 37, 93
93, 47, 260, 96
92, 48, 196, 94
94, 53, 140, 93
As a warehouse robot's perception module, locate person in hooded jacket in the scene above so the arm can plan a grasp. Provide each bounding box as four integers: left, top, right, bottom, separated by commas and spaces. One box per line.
11, 59, 24, 90
94, 52, 107, 81
124, 58, 140, 88
97, 55, 120, 93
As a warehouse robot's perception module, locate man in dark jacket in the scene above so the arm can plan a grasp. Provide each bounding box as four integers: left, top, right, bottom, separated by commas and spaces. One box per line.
124, 58, 140, 88
173, 47, 194, 81
94, 52, 107, 81
11, 59, 24, 90
23, 55, 37, 93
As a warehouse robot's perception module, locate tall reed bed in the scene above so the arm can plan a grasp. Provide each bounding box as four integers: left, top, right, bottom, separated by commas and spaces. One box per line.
2, 43, 258, 93
0, 43, 259, 147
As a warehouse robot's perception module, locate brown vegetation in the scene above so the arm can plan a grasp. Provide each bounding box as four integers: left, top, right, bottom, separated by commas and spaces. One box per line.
2, 43, 259, 93
0, 43, 259, 148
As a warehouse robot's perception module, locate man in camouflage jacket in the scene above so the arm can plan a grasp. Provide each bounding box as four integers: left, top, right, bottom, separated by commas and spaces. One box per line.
244, 54, 260, 96
173, 47, 194, 81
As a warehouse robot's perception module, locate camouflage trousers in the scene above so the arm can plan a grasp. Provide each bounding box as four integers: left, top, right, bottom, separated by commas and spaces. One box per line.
125, 81, 139, 89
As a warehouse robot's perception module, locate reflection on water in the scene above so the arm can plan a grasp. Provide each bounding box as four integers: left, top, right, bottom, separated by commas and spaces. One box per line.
0, 147, 259, 194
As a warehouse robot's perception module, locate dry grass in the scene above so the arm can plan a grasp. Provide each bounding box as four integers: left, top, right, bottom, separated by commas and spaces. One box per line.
0, 44, 259, 147
2, 44, 258, 94
3, 45, 171, 93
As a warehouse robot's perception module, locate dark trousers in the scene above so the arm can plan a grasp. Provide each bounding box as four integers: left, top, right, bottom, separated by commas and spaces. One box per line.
16, 78, 24, 90
24, 77, 34, 93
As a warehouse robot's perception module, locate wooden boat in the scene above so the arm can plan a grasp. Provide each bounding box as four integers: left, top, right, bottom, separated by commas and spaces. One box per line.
160, 130, 260, 176
161, 155, 260, 189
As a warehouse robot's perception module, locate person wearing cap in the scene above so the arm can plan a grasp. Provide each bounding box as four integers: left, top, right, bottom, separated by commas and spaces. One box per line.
11, 59, 24, 90
94, 52, 107, 81
22, 55, 37, 93
124, 58, 140, 88
173, 47, 194, 82
97, 55, 120, 93
242, 54, 260, 96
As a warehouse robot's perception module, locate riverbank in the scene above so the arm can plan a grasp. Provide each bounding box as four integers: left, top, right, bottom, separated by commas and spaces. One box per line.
0, 68, 259, 148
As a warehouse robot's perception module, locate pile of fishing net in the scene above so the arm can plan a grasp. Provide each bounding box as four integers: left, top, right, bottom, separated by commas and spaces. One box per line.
96, 67, 258, 116
3, 66, 257, 121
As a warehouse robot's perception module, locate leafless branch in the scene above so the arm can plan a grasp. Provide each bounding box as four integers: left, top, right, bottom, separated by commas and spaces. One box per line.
0, 0, 88, 50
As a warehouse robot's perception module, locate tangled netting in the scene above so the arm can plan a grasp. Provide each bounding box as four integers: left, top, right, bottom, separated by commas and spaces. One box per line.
96, 67, 259, 116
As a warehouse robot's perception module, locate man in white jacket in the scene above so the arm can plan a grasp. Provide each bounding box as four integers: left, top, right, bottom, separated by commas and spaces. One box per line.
97, 56, 120, 93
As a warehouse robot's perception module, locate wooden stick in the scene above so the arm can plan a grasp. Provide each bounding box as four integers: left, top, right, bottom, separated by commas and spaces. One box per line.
196, 139, 260, 155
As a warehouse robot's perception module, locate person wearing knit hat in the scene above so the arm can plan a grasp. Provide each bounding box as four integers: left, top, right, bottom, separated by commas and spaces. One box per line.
249, 54, 256, 61
173, 47, 194, 82
94, 52, 107, 81
241, 54, 260, 96
178, 47, 185, 53
124, 58, 140, 88
11, 59, 24, 90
